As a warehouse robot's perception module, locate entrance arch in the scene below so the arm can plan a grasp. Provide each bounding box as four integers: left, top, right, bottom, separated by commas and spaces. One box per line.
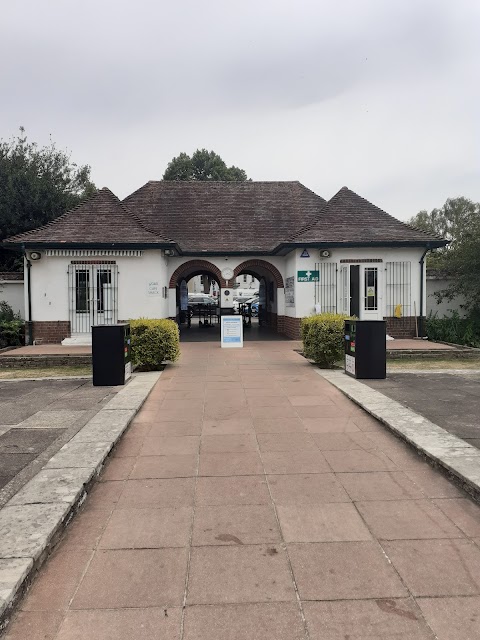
169, 260, 227, 289
233, 259, 284, 288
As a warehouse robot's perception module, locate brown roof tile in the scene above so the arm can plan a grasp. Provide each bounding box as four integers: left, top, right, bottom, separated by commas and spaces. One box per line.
4, 188, 170, 245
124, 181, 327, 252
290, 187, 445, 246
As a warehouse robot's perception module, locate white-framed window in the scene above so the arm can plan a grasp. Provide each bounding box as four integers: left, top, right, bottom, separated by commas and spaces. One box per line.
364, 267, 378, 311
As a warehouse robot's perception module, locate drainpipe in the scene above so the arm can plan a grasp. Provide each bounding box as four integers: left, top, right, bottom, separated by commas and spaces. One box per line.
24, 246, 33, 345
418, 244, 431, 338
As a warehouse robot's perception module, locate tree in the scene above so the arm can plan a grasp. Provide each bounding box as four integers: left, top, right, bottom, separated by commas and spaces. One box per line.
408, 197, 480, 267
409, 197, 480, 313
0, 128, 96, 270
163, 149, 248, 182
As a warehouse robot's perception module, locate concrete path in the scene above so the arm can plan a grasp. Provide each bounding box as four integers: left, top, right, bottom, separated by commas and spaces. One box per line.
3, 342, 480, 640
365, 371, 480, 449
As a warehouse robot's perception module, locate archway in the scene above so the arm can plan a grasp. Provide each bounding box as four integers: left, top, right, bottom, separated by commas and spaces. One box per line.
169, 260, 227, 289
233, 259, 285, 334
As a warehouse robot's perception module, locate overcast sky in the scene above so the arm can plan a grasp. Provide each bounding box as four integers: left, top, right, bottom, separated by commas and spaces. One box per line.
2, 0, 479, 220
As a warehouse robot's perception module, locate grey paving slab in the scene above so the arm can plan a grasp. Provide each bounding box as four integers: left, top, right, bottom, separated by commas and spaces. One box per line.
0, 503, 71, 560
45, 441, 114, 471
18, 410, 87, 430
0, 558, 33, 620
0, 429, 62, 454
73, 410, 136, 443
8, 468, 95, 506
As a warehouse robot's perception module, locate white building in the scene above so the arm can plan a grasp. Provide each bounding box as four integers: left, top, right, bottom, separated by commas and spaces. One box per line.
3, 181, 446, 343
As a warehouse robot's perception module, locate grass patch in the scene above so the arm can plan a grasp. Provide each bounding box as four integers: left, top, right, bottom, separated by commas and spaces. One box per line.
387, 359, 480, 370
0, 366, 91, 380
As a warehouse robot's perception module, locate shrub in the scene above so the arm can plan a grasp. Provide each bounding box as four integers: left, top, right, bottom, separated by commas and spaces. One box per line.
130, 318, 180, 370
426, 311, 480, 348
0, 301, 24, 348
301, 312, 350, 368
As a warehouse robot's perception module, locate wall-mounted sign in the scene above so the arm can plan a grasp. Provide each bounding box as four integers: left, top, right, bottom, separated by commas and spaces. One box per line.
147, 281, 160, 296
221, 315, 243, 348
297, 270, 319, 283
300, 249, 310, 258
285, 276, 295, 306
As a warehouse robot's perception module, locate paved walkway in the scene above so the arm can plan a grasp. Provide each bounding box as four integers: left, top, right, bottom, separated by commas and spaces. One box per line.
3, 341, 480, 640
365, 371, 480, 449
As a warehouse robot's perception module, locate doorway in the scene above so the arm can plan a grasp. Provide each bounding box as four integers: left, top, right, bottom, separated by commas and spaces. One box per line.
68, 263, 118, 334
340, 263, 381, 320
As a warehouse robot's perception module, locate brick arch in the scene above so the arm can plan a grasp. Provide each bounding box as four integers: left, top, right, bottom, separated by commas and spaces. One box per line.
169, 260, 227, 288
233, 259, 284, 288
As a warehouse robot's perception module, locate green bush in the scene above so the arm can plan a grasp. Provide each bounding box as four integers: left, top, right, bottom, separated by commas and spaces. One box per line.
426, 311, 480, 348
0, 301, 24, 348
130, 318, 180, 370
301, 312, 350, 368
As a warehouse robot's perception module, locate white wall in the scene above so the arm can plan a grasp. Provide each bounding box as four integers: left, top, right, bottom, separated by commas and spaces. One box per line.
285, 247, 426, 318
0, 280, 25, 318
26, 251, 169, 323
427, 277, 466, 318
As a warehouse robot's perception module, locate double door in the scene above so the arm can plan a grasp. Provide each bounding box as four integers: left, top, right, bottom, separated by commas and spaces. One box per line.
340, 264, 382, 320
68, 264, 118, 333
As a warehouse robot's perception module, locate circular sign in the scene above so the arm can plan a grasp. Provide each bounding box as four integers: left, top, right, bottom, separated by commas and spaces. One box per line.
221, 267, 234, 280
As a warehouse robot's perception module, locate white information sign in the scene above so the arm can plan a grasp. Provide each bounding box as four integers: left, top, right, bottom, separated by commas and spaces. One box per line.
345, 354, 356, 376
221, 315, 243, 348
147, 281, 160, 296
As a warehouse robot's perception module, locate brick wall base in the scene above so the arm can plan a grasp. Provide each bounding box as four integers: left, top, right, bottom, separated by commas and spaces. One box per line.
283, 316, 302, 339
385, 316, 420, 339
30, 321, 71, 344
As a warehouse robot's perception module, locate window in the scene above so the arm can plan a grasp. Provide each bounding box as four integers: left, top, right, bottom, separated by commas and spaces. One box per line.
200, 276, 204, 284
75, 271, 89, 313
364, 267, 378, 311
386, 262, 411, 316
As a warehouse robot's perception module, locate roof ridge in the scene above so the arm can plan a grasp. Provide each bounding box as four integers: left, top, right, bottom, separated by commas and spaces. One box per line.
103, 188, 173, 243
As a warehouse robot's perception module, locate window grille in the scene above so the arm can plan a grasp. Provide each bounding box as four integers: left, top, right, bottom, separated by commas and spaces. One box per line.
68, 262, 118, 333
314, 262, 337, 313
385, 261, 411, 316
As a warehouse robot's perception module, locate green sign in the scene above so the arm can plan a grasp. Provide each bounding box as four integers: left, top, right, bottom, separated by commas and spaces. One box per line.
297, 270, 319, 282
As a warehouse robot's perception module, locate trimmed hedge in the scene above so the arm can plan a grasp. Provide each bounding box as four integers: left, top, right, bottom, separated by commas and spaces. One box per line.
130, 318, 180, 370
301, 312, 350, 368
426, 311, 480, 348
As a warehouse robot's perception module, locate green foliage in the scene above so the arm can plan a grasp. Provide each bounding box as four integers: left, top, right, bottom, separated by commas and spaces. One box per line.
130, 318, 180, 370
0, 301, 23, 348
163, 149, 248, 182
409, 196, 480, 313
408, 196, 480, 269
426, 311, 480, 348
301, 313, 350, 368
0, 127, 96, 270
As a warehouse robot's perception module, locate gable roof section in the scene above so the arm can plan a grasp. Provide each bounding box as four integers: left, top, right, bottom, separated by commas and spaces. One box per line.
288, 187, 446, 247
4, 188, 171, 246
123, 181, 327, 253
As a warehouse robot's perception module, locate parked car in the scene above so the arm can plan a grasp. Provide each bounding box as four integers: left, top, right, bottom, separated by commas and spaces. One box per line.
187, 294, 218, 316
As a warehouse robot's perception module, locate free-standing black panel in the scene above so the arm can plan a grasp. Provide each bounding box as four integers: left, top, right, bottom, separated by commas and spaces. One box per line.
344, 320, 386, 379
92, 323, 131, 386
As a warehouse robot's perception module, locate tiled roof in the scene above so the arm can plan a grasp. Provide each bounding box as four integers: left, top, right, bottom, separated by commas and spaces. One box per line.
290, 187, 445, 246
4, 188, 170, 245
3, 182, 446, 251
123, 181, 327, 252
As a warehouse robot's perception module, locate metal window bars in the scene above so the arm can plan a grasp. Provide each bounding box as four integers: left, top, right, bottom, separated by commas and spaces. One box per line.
68, 262, 119, 334
385, 261, 411, 317
314, 262, 337, 313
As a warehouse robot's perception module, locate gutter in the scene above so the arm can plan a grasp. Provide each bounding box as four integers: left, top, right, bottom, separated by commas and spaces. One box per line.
418, 244, 431, 338
24, 246, 33, 345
